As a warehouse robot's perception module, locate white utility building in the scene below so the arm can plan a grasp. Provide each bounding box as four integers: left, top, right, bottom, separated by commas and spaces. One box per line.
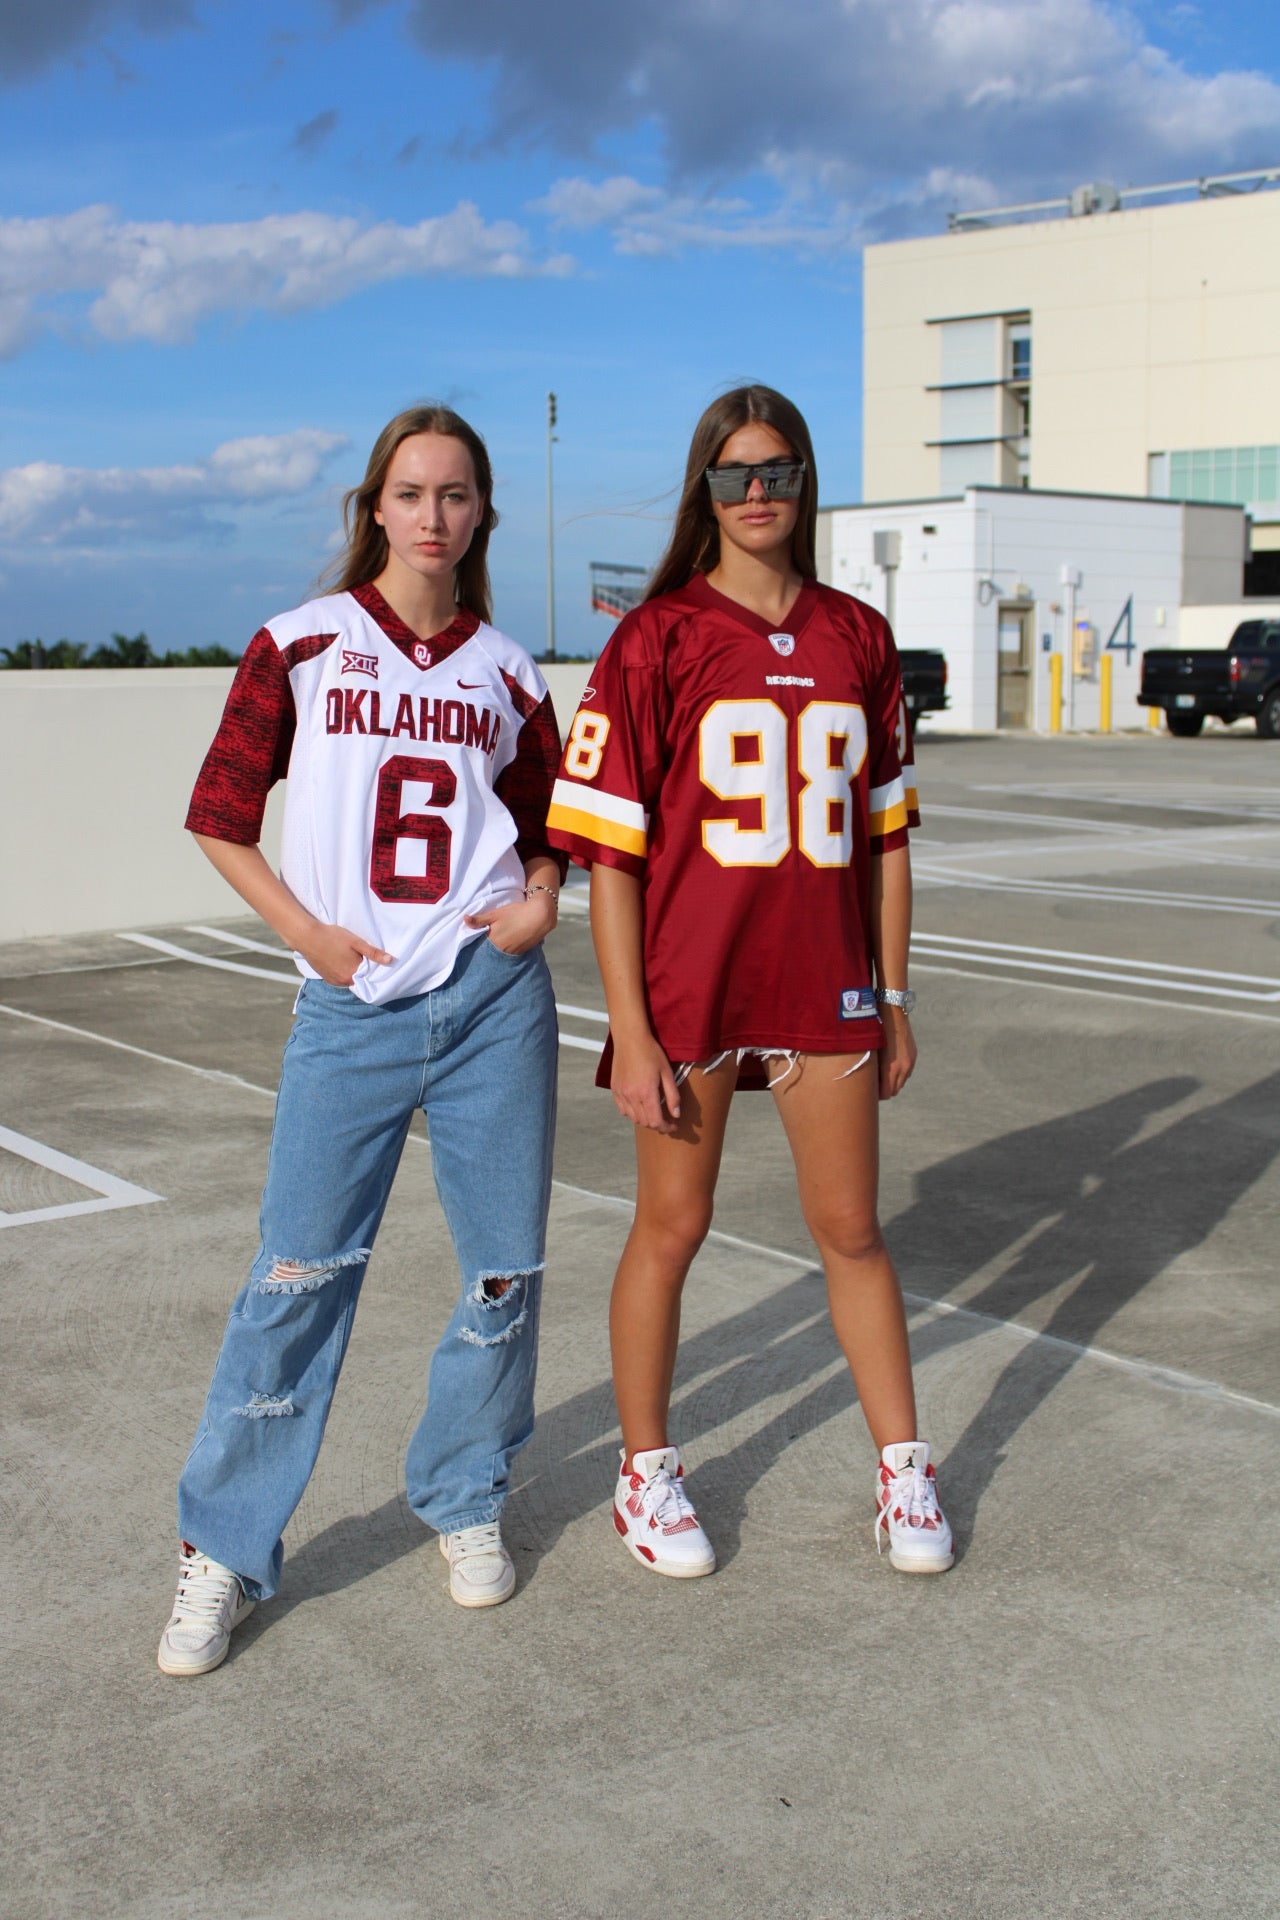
824, 168, 1280, 729
816, 487, 1244, 733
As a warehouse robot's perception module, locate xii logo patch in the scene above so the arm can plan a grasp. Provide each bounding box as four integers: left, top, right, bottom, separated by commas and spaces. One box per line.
341, 650, 379, 679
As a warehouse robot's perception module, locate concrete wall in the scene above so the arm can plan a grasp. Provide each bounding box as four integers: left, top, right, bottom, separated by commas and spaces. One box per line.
0, 660, 596, 944
819, 488, 1194, 731
1178, 601, 1280, 649
863, 189, 1280, 521
1180, 505, 1249, 604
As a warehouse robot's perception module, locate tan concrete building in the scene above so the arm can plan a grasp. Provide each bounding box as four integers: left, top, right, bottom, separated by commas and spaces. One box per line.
862, 172, 1280, 571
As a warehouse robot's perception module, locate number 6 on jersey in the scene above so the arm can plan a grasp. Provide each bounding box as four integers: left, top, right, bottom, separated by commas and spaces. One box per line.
698, 698, 868, 869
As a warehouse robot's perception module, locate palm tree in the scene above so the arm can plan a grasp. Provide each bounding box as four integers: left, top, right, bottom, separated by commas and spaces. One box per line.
0, 639, 87, 669
87, 631, 155, 668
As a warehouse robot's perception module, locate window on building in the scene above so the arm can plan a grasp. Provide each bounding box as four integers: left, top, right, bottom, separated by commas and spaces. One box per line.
1162, 445, 1280, 508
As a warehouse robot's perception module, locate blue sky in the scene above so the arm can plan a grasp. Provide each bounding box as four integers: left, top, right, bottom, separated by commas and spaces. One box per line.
2, 0, 1278, 658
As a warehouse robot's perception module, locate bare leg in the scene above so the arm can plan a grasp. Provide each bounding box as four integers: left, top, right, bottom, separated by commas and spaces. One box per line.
610, 1064, 738, 1462
770, 1055, 918, 1450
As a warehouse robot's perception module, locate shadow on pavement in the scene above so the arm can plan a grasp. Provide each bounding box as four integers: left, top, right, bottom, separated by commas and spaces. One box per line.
253, 1071, 1279, 1618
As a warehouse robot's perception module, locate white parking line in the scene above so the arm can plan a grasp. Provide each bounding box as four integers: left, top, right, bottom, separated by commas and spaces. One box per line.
973, 782, 1280, 823
913, 867, 1278, 918
4, 1000, 1274, 1413
185, 924, 293, 958
924, 802, 1141, 836
550, 1181, 1279, 1421
120, 931, 296, 982
121, 933, 607, 1051
0, 1123, 163, 1229
911, 932, 1280, 1002
910, 962, 1280, 1023
0, 1003, 279, 1096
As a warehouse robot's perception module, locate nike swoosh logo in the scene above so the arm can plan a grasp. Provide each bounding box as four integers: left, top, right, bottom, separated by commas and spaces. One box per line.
458, 681, 487, 690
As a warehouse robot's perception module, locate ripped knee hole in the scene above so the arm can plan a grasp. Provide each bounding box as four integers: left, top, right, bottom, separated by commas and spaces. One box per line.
255, 1248, 370, 1294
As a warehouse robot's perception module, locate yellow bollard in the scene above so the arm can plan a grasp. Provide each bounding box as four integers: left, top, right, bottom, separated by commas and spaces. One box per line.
1148, 702, 1161, 730
1049, 652, 1063, 734
1099, 654, 1113, 734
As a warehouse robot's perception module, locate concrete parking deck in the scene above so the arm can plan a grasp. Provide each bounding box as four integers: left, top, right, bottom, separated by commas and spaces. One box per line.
2, 732, 1278, 1919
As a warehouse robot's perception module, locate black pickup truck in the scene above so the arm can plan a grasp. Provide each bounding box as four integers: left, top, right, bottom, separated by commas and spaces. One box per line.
1139, 618, 1280, 737
899, 649, 949, 729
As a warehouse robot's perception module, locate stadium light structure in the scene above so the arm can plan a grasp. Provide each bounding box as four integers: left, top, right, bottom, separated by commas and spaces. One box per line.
546, 392, 558, 662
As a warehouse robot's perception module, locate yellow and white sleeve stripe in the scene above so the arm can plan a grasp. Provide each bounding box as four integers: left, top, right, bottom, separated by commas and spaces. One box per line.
901, 753, 918, 819
869, 774, 909, 838
546, 779, 649, 860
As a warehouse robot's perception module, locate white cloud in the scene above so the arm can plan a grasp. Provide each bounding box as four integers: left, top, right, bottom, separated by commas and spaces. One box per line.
537, 176, 858, 258
392, 0, 1280, 222
0, 202, 569, 357
0, 430, 348, 548
533, 175, 666, 229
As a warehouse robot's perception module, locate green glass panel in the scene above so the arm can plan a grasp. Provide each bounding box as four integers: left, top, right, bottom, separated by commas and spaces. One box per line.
1236, 449, 1256, 501
1257, 447, 1278, 502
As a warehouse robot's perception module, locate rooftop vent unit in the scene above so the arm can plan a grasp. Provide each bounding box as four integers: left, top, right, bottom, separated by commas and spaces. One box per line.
1069, 181, 1121, 218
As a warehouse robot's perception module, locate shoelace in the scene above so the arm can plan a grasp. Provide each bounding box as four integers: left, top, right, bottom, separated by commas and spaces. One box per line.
172, 1555, 239, 1625
451, 1522, 504, 1566
640, 1468, 697, 1534
875, 1465, 940, 1553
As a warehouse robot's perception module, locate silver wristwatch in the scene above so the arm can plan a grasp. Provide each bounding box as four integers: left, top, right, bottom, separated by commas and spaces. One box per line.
874, 987, 916, 1014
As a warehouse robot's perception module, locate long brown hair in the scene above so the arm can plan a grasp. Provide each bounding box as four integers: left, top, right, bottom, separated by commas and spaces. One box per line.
322, 404, 498, 623
645, 385, 818, 603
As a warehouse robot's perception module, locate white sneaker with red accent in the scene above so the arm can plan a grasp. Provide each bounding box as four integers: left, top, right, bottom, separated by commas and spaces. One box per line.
157, 1541, 255, 1675
875, 1442, 954, 1573
613, 1446, 716, 1578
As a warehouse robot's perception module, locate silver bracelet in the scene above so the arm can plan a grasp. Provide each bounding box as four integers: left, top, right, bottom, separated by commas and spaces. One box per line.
874, 987, 916, 1013
523, 883, 559, 904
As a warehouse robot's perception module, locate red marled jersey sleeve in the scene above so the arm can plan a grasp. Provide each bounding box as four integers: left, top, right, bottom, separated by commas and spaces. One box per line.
185, 629, 294, 844
493, 685, 569, 879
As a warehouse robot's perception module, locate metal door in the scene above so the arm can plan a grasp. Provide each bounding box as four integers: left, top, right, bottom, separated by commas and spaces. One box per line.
997, 605, 1032, 728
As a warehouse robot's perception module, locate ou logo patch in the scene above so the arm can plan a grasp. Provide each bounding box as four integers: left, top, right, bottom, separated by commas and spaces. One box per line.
414, 642, 432, 666
769, 633, 795, 657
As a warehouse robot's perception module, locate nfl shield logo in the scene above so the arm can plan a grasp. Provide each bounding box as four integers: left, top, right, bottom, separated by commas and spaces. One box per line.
769, 632, 795, 657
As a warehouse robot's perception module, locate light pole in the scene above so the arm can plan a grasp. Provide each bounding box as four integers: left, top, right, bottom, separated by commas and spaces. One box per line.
545, 391, 558, 662
1060, 564, 1080, 731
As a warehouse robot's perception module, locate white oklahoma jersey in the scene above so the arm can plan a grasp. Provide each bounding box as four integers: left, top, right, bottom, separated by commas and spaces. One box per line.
187, 580, 563, 1004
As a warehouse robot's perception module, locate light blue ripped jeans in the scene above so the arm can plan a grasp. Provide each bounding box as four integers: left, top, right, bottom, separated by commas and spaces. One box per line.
177, 933, 558, 1601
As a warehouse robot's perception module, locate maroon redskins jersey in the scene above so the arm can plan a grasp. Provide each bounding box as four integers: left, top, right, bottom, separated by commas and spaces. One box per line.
546, 574, 918, 1071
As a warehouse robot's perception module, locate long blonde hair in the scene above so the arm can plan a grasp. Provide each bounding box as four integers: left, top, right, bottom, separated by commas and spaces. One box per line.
323, 405, 498, 622
645, 385, 818, 603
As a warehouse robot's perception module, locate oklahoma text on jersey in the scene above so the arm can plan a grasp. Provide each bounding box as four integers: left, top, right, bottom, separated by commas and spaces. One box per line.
187, 581, 561, 1005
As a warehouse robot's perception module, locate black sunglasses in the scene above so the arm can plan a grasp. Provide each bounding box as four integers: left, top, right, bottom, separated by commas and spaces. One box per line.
704, 459, 807, 503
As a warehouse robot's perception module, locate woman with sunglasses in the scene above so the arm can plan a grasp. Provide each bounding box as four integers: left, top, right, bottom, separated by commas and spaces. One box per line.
546, 384, 952, 1579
